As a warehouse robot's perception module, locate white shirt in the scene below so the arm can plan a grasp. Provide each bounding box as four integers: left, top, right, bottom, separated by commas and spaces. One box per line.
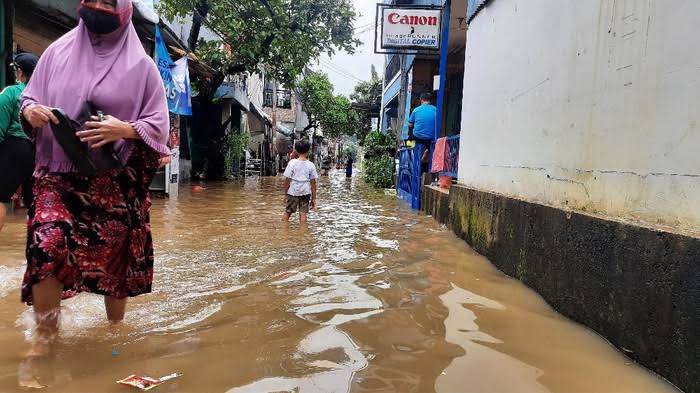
284, 159, 319, 196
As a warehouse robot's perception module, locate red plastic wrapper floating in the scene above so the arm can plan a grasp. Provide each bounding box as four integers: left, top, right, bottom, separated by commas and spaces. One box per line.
116, 373, 181, 391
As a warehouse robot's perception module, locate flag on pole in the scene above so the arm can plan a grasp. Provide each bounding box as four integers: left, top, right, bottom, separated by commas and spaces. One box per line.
155, 26, 192, 116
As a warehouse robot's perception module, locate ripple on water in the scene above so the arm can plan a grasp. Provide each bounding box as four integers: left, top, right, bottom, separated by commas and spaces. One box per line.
0, 265, 23, 299
16, 294, 108, 341
0, 175, 682, 393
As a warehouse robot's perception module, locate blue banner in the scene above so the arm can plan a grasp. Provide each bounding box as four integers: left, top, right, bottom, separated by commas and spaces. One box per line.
155, 26, 192, 116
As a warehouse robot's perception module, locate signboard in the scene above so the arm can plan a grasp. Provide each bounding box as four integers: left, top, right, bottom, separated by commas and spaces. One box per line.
155, 26, 192, 116
375, 4, 443, 53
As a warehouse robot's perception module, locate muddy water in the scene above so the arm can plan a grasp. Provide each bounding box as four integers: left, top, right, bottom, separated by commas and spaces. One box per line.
0, 173, 679, 392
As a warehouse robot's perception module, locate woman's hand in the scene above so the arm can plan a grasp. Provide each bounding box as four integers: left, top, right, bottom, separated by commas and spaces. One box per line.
23, 104, 59, 128
158, 155, 172, 168
78, 115, 139, 149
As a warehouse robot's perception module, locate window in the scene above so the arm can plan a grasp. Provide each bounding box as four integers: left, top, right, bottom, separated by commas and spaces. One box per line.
263, 89, 292, 109
384, 55, 400, 87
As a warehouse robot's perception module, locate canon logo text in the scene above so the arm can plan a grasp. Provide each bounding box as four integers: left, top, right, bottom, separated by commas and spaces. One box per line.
387, 13, 438, 26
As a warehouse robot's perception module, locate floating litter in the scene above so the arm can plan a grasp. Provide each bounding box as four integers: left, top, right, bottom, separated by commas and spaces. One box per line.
117, 373, 181, 391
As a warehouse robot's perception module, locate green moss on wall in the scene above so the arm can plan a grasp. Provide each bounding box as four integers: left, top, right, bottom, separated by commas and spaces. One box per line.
454, 197, 493, 251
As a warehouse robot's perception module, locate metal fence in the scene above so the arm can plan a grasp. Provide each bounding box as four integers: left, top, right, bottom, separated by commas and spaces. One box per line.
397, 135, 460, 210
397, 144, 425, 210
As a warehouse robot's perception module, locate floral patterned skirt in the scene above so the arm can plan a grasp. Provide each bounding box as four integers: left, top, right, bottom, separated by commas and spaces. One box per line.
22, 142, 160, 305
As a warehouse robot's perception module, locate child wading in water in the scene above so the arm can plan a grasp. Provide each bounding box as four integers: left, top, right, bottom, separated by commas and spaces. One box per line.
283, 140, 318, 223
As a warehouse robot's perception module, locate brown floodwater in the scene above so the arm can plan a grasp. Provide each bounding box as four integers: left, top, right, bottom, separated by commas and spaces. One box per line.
0, 173, 680, 392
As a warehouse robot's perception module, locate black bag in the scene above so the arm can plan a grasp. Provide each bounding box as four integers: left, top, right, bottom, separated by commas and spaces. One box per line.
50, 105, 120, 177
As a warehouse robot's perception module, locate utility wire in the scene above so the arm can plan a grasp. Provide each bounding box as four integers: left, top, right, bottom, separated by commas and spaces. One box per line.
322, 66, 363, 83
353, 21, 376, 31
318, 58, 365, 82
318, 58, 358, 79
319, 63, 363, 83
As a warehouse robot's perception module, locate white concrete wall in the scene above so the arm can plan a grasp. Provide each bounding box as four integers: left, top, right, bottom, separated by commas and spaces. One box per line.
458, 0, 700, 233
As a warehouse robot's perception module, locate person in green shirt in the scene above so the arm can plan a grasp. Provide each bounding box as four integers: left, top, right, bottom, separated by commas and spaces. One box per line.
0, 52, 39, 232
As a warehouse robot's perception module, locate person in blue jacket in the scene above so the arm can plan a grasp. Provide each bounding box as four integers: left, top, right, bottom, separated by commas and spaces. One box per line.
408, 92, 437, 172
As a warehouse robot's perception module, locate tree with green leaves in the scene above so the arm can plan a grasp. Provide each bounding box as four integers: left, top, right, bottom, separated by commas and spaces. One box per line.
296, 72, 360, 139
157, 0, 361, 90
350, 65, 383, 145
157, 0, 360, 179
363, 130, 396, 188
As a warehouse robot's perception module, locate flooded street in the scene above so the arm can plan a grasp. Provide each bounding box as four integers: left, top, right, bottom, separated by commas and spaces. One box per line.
0, 173, 679, 393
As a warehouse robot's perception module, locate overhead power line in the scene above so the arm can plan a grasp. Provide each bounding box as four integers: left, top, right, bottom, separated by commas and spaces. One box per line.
318, 59, 365, 83
318, 58, 364, 80
354, 21, 379, 35
353, 21, 376, 31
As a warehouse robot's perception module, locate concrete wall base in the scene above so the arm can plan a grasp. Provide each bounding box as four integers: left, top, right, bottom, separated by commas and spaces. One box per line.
421, 184, 699, 392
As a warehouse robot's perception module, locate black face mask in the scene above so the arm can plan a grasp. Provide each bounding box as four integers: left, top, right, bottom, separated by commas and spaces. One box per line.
78, 7, 121, 35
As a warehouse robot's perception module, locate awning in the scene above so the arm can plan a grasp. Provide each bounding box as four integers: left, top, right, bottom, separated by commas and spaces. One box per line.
214, 83, 250, 110
249, 102, 272, 126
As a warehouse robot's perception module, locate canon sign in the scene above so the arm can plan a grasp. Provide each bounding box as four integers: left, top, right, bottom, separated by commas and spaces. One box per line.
387, 13, 439, 26
379, 7, 442, 51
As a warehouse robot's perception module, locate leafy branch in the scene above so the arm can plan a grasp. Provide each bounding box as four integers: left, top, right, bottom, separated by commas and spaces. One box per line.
158, 0, 361, 91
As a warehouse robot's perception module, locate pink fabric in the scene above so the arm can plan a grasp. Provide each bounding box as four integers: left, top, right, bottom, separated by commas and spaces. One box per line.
20, 0, 170, 173
431, 137, 448, 173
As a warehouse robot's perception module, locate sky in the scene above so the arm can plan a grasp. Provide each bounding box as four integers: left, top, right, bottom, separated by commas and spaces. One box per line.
316, 0, 385, 97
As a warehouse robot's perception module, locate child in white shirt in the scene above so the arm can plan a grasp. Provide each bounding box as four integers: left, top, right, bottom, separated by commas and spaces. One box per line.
283, 140, 318, 223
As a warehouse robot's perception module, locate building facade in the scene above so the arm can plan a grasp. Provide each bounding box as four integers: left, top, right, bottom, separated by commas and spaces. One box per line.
380, 0, 467, 142
420, 1, 700, 391
264, 80, 311, 170
459, 0, 700, 233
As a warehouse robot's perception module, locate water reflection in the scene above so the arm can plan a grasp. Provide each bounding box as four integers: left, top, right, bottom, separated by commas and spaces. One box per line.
0, 171, 681, 393
436, 285, 549, 393
230, 174, 390, 393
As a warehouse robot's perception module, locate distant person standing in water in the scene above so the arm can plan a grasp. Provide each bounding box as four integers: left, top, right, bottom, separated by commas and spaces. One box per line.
283, 140, 318, 224
321, 154, 332, 176
19, 0, 170, 356
0, 53, 39, 232
346, 155, 354, 178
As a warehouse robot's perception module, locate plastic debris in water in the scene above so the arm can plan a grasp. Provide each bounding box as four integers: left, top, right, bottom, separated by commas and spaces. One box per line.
191, 185, 206, 191
116, 373, 181, 391
111, 350, 119, 357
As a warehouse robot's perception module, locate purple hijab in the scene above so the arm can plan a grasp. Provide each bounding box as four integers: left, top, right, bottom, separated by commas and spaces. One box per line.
21, 0, 170, 173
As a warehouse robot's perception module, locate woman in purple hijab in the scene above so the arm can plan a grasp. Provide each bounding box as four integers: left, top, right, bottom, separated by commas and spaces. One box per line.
20, 0, 169, 354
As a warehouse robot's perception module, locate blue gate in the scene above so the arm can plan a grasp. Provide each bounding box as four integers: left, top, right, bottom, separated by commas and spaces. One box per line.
397, 144, 425, 210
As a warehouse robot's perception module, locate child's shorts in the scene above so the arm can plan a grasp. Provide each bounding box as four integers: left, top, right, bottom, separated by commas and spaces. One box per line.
286, 194, 311, 214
